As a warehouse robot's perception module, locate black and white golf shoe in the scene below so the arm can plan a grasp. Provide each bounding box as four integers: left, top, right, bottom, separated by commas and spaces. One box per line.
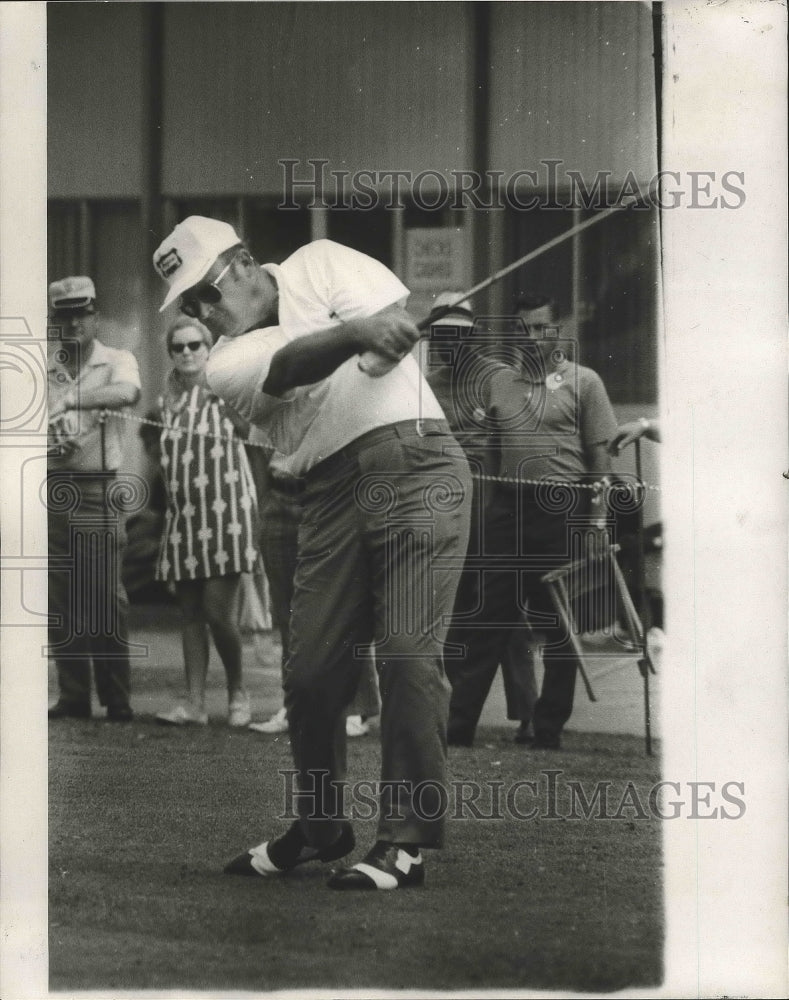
224, 820, 355, 876
327, 840, 425, 890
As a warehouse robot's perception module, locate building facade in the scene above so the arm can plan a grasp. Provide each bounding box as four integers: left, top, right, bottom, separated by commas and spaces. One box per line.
48, 1, 661, 506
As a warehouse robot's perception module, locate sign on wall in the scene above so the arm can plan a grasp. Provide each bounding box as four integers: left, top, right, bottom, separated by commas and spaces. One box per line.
404, 227, 467, 291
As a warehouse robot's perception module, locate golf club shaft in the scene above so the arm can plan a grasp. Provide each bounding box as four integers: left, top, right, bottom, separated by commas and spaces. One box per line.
359, 199, 636, 374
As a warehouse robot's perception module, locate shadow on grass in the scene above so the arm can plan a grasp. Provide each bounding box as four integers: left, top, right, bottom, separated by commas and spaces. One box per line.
49, 719, 663, 993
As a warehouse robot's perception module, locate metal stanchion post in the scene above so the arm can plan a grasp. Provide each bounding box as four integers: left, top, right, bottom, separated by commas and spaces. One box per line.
634, 439, 656, 756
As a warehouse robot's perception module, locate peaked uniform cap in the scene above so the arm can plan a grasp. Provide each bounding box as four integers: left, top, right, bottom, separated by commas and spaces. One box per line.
428, 291, 475, 327
49, 276, 96, 311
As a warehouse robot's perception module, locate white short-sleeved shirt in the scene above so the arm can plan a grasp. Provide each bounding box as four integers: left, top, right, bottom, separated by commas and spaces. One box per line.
47, 339, 141, 472
206, 240, 444, 475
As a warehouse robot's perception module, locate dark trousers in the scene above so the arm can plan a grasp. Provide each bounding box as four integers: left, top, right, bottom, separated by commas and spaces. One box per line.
258, 483, 381, 718
445, 480, 538, 732
47, 474, 132, 711
446, 486, 586, 743
283, 421, 471, 848
501, 626, 540, 723
258, 484, 302, 670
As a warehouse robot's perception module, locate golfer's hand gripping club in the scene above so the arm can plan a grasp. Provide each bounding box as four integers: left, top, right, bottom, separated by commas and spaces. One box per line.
356, 310, 422, 377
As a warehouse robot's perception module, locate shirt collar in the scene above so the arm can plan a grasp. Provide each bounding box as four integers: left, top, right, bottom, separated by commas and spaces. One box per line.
84, 338, 110, 366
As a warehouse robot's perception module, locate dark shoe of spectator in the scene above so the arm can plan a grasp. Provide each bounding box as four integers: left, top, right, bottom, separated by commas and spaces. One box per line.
447, 726, 474, 747
107, 705, 134, 722
224, 820, 355, 877
327, 841, 425, 890
48, 701, 91, 720
514, 721, 534, 744
530, 733, 562, 751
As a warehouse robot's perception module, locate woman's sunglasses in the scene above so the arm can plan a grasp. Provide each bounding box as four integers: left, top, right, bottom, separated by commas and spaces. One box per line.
179, 251, 242, 318
170, 340, 206, 354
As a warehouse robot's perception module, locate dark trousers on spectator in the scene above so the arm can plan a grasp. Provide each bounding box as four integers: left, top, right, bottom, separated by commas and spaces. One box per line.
501, 624, 540, 723
47, 474, 132, 712
445, 477, 539, 735
446, 485, 586, 744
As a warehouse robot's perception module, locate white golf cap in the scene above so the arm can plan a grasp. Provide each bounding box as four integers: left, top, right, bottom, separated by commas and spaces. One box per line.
153, 216, 242, 312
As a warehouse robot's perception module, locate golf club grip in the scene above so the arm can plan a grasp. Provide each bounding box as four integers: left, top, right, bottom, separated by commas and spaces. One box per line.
356, 306, 454, 376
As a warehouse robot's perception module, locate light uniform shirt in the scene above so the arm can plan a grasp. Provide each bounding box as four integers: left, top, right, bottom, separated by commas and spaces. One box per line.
47, 338, 141, 472
491, 359, 617, 484
206, 240, 444, 476
426, 358, 514, 480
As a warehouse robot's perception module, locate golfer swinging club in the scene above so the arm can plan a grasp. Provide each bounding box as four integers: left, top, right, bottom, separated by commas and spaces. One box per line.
153, 217, 471, 890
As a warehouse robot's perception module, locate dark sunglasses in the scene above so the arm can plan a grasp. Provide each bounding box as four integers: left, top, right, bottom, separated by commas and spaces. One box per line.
170, 340, 206, 354
179, 251, 241, 318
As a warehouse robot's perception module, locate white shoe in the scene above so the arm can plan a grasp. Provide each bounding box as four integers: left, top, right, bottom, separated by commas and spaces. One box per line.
156, 703, 208, 726
228, 691, 252, 728
248, 706, 288, 734
345, 715, 370, 738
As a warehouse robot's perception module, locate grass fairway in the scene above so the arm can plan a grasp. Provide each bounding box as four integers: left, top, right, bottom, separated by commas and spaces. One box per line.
50, 710, 663, 994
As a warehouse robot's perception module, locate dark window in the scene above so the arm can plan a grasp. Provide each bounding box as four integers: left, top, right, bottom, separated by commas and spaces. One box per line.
89, 201, 144, 330
246, 201, 311, 264
505, 201, 574, 319
577, 206, 659, 405
327, 207, 392, 266
174, 198, 239, 228
403, 204, 462, 230
48, 200, 81, 283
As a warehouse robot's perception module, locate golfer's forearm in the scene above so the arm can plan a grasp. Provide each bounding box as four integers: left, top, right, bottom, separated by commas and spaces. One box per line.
263, 323, 361, 394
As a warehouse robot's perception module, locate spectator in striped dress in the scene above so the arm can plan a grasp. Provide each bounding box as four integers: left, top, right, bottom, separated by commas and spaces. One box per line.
155, 317, 259, 727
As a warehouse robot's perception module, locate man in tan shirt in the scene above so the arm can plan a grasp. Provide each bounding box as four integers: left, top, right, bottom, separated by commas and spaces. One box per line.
47, 276, 141, 721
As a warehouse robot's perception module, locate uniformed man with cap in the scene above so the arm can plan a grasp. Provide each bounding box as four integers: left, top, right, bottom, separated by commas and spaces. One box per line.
444, 293, 618, 750
47, 276, 141, 721
424, 293, 539, 746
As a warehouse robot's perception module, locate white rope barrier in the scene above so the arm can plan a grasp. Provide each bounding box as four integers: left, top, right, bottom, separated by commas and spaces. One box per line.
102, 407, 662, 494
